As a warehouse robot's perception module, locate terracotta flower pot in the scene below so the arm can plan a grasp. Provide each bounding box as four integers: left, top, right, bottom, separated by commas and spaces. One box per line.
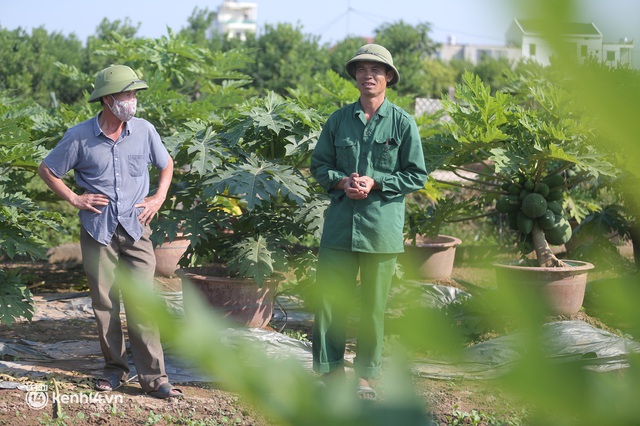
178, 265, 279, 328
401, 234, 462, 280
154, 234, 190, 277
494, 260, 594, 315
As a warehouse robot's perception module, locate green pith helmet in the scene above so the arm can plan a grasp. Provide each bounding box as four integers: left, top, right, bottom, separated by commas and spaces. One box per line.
345, 44, 400, 86
88, 65, 149, 103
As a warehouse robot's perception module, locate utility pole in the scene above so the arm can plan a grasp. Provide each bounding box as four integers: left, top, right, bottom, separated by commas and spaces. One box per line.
346, 0, 351, 38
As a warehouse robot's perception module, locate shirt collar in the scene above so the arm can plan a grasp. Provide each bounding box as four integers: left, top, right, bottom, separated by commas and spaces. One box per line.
92, 114, 102, 137
353, 97, 390, 119
93, 113, 131, 138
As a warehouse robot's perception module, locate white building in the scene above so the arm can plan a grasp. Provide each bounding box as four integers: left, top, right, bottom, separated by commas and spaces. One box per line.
505, 18, 634, 67
438, 35, 521, 65
599, 38, 634, 67
435, 18, 634, 69
211, 1, 258, 41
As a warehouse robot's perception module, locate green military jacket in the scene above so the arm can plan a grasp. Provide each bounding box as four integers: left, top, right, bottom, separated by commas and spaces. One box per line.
311, 98, 428, 253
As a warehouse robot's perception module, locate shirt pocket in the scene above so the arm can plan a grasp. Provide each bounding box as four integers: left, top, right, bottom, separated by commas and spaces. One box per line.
334, 138, 358, 172
128, 154, 147, 177
373, 138, 399, 173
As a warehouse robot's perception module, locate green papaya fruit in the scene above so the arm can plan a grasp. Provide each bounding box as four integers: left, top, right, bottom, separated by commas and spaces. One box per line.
524, 179, 535, 191
537, 209, 556, 230
545, 217, 572, 245
517, 211, 534, 234
547, 200, 563, 215
508, 183, 521, 195
542, 173, 565, 189
521, 193, 548, 219
546, 189, 563, 201
497, 196, 521, 213
535, 182, 550, 198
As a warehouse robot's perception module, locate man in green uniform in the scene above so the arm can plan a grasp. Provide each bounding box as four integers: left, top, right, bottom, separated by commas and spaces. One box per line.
310, 44, 428, 400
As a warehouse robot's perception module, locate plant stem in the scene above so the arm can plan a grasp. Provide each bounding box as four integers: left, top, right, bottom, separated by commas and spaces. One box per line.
446, 211, 496, 222
435, 178, 504, 196
564, 171, 592, 189
532, 223, 566, 267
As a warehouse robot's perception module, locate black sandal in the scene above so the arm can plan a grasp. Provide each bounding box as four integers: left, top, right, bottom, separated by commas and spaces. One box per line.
357, 385, 377, 401
147, 382, 184, 399
94, 373, 124, 392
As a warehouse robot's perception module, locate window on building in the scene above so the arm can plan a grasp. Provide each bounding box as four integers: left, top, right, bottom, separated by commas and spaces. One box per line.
478, 49, 491, 61
529, 44, 536, 56
606, 50, 615, 61
580, 45, 588, 57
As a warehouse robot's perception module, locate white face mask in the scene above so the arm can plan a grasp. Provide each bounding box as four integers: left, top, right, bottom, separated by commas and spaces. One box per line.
109, 95, 137, 122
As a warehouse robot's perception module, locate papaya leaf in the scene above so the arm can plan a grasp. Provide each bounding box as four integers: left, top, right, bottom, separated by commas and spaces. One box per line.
250, 92, 290, 135
284, 129, 321, 157
296, 195, 329, 239
228, 235, 276, 287
165, 121, 226, 177
204, 154, 309, 210
0, 270, 34, 326
0, 191, 62, 260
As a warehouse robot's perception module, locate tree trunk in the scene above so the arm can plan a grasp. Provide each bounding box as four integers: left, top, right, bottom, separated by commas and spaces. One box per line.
531, 223, 567, 267
629, 223, 640, 270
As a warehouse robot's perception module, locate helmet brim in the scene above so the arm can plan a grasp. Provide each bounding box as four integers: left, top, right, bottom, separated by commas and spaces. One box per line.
345, 54, 400, 86
88, 80, 148, 103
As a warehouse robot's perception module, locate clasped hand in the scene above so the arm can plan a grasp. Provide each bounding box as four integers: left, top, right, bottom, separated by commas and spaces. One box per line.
344, 173, 373, 200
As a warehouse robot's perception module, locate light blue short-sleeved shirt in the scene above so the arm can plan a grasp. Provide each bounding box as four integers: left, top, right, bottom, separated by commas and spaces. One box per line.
43, 114, 170, 245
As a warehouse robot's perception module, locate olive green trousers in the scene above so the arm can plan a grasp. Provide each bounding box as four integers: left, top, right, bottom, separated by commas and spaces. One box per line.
80, 225, 168, 392
312, 247, 397, 380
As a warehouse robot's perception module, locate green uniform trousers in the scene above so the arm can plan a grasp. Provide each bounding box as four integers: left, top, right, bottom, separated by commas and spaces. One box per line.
312, 247, 397, 379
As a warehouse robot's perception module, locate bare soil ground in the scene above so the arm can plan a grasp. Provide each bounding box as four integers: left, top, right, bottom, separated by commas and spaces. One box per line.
0, 260, 619, 425
0, 263, 273, 426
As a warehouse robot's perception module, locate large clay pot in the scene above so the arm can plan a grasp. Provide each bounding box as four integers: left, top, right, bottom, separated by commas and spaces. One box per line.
401, 234, 462, 280
178, 265, 279, 328
154, 234, 190, 277
494, 260, 594, 315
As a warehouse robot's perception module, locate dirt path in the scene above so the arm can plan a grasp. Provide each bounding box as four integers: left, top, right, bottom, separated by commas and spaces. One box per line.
0, 262, 536, 425
0, 265, 271, 425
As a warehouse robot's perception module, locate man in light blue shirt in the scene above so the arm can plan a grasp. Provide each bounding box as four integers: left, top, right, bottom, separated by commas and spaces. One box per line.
38, 65, 181, 399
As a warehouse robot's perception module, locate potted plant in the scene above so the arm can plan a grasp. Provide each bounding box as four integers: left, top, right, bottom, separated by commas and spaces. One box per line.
424, 70, 617, 315
154, 92, 326, 327
401, 179, 467, 280
399, 109, 474, 281
153, 229, 191, 277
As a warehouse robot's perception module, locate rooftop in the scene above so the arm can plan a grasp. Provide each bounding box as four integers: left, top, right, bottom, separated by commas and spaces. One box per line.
513, 18, 602, 37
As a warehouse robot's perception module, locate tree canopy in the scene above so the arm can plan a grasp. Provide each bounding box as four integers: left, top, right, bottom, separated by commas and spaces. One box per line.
0, 10, 517, 105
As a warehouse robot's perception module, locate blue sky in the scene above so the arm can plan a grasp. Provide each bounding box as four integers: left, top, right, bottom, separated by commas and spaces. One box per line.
1, 0, 638, 61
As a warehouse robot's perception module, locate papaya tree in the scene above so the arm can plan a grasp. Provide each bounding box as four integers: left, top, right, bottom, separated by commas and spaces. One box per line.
157, 91, 327, 286
424, 71, 617, 267
0, 93, 65, 325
